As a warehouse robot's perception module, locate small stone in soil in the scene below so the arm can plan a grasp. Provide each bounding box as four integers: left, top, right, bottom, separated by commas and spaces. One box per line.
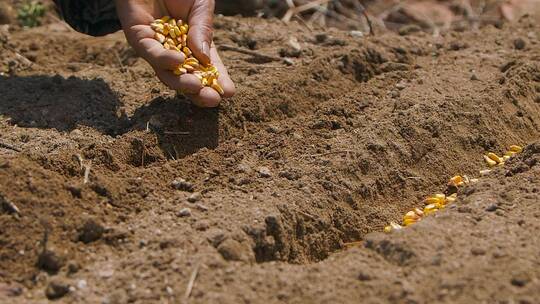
194, 220, 210, 231
395, 81, 406, 90
67, 261, 80, 274
485, 204, 498, 212
78, 219, 105, 244
37, 250, 64, 274
513, 38, 526, 50
470, 73, 479, 81
511, 274, 529, 287
470, 247, 486, 256
257, 166, 272, 178
178, 208, 192, 217
357, 272, 372, 281
187, 192, 202, 203
171, 178, 194, 192
196, 204, 209, 211
45, 280, 70, 300
76, 280, 87, 290
315, 33, 327, 43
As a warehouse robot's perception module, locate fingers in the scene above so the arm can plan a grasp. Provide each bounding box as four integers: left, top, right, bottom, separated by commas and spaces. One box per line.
155, 69, 203, 94
128, 25, 185, 71
187, 0, 215, 65
186, 87, 222, 108
210, 45, 236, 98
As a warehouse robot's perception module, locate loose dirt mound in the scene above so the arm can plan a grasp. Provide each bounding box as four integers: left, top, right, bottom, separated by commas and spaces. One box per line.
1, 12, 539, 303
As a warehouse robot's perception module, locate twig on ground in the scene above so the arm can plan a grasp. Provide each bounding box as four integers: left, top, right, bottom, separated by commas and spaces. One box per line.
46, 12, 75, 32
0, 141, 21, 152
74, 154, 84, 170
283, 0, 333, 22
1, 195, 20, 215
349, 0, 375, 35
83, 162, 91, 184
218, 44, 284, 63
114, 50, 125, 69
184, 263, 200, 301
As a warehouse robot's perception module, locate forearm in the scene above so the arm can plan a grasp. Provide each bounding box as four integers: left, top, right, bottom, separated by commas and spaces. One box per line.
53, 0, 121, 36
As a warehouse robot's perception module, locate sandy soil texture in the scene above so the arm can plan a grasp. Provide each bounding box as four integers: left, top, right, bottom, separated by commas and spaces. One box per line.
0, 9, 539, 304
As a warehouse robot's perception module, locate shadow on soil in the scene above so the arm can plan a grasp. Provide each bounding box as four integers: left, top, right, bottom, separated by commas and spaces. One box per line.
0, 75, 218, 159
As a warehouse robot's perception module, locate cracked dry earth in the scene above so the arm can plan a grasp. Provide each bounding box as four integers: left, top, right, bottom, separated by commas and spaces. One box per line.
1, 13, 540, 304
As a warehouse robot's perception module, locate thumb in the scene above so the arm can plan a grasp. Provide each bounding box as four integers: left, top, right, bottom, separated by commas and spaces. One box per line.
188, 0, 215, 65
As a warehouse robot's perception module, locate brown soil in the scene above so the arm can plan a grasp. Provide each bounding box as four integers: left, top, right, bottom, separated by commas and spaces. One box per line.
1, 11, 540, 304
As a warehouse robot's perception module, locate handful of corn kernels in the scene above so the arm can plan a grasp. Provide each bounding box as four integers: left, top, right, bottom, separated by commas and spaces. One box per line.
151, 16, 224, 95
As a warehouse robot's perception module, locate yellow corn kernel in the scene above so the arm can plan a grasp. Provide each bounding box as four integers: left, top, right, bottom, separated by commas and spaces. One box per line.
487, 152, 503, 164
448, 175, 463, 187
177, 19, 183, 26
503, 155, 510, 162
202, 78, 208, 86
446, 193, 457, 203
170, 29, 177, 39
183, 64, 195, 72
173, 67, 187, 75
425, 195, 445, 205
403, 211, 420, 221
154, 32, 166, 44
403, 218, 418, 226
193, 73, 204, 81
423, 203, 439, 215
160, 16, 171, 23
184, 59, 200, 69
211, 79, 225, 95
163, 43, 171, 50
384, 225, 392, 233
170, 45, 180, 52
504, 151, 516, 158
413, 208, 424, 217
484, 155, 497, 167
206, 65, 218, 74
174, 26, 181, 37
181, 34, 187, 45
183, 47, 192, 57
469, 178, 479, 183
168, 18, 176, 27
509, 145, 523, 153
163, 23, 170, 36
180, 25, 188, 35
205, 74, 215, 85
390, 221, 402, 230
151, 23, 164, 33
184, 57, 199, 65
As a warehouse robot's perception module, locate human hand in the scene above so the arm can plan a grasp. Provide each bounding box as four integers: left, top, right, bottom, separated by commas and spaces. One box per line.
115, 0, 235, 107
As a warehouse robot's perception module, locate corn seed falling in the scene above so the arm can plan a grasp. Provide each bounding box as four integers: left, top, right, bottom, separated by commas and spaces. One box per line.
383, 144, 524, 233
151, 16, 224, 95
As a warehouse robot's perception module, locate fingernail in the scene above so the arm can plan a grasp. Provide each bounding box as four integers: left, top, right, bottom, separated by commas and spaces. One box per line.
202, 41, 210, 60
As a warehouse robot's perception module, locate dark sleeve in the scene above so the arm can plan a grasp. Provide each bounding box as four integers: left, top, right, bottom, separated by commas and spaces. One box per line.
53, 0, 122, 36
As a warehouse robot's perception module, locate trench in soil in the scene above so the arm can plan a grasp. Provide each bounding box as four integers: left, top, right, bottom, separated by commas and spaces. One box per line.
1, 19, 539, 275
